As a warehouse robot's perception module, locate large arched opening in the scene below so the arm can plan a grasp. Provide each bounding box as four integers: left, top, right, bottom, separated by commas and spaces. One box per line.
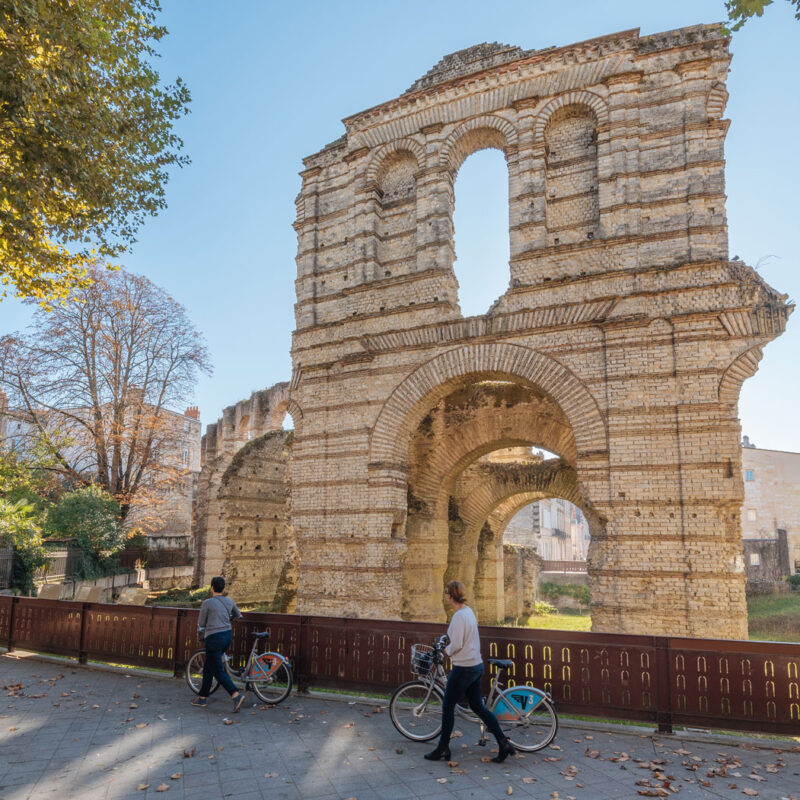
376, 347, 608, 623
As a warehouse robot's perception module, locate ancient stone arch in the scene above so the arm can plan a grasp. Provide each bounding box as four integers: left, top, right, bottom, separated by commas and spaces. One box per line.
195, 26, 791, 638
193, 382, 294, 589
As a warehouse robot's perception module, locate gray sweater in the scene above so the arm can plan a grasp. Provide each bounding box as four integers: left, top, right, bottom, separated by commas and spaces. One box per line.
197, 595, 242, 637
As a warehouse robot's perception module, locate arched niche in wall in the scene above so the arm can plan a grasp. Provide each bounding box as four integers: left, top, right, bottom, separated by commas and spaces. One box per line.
543, 104, 599, 247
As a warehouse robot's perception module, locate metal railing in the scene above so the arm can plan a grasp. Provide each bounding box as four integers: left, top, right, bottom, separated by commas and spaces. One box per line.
0, 596, 798, 736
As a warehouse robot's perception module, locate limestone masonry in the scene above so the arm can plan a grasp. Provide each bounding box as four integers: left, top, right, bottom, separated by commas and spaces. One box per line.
194, 25, 791, 638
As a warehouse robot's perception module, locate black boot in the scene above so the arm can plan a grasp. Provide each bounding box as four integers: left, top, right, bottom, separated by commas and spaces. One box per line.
492, 737, 515, 763
424, 743, 451, 761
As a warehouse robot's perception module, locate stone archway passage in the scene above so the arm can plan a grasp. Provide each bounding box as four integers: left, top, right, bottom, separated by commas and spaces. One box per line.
286, 27, 790, 637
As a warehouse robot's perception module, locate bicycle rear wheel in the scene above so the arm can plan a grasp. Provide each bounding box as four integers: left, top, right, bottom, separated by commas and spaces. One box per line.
389, 680, 444, 741
248, 653, 293, 705
185, 650, 221, 695
492, 686, 558, 751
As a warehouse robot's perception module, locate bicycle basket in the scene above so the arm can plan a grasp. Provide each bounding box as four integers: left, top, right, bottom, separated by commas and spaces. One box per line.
410, 643, 434, 676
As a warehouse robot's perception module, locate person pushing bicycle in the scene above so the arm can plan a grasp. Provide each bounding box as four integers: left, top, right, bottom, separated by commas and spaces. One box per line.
191, 575, 247, 712
424, 580, 515, 763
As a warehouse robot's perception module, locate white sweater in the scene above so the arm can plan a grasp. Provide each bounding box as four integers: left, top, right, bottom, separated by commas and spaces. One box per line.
445, 605, 483, 667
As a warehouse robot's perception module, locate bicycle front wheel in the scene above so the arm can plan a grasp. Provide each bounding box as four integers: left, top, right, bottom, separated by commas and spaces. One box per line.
184, 650, 220, 695
492, 686, 558, 751
389, 680, 444, 741
248, 653, 293, 705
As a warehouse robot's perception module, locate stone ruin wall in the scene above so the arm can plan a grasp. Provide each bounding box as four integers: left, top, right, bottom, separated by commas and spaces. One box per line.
285, 24, 791, 638
194, 25, 791, 637
193, 384, 299, 609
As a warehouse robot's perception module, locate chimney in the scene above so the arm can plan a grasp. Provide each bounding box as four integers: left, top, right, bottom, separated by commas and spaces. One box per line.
0, 389, 7, 414
185, 406, 200, 420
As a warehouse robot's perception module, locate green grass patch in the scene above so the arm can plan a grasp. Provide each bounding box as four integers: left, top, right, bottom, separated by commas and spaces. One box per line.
746, 592, 800, 643
146, 585, 209, 608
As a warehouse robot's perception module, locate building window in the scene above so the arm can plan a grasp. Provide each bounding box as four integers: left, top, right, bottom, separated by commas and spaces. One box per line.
746, 509, 757, 522
182, 449, 188, 465
745, 469, 754, 481
749, 553, 761, 567
183, 420, 190, 432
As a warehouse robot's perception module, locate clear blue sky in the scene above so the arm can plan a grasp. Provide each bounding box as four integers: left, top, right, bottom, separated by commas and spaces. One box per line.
1, 0, 797, 451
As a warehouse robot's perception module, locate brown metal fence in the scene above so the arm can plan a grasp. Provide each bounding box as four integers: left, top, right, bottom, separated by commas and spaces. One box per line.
1, 595, 799, 736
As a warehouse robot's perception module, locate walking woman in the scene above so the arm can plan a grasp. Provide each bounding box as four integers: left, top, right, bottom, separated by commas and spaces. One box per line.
425, 581, 515, 763
190, 576, 247, 712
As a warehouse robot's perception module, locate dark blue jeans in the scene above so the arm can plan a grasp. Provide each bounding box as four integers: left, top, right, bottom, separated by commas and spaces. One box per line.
199, 630, 238, 697
438, 663, 504, 747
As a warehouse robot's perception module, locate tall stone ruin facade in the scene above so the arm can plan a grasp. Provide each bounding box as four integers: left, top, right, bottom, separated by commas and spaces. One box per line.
285, 24, 790, 638
194, 384, 299, 610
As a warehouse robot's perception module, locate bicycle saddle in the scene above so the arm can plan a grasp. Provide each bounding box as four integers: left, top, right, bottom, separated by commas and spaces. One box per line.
488, 658, 514, 670
251, 631, 270, 639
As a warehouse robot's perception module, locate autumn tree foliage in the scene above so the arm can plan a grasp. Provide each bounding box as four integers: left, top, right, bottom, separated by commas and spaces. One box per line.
0, 266, 210, 521
0, 0, 190, 303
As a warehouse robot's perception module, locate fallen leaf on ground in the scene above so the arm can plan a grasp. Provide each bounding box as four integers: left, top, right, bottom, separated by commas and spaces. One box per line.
136, 784, 149, 791
447, 761, 459, 767
136, 723, 148, 729
183, 746, 196, 758
343, 722, 354, 728
170, 773, 181, 780
223, 718, 233, 725
523, 777, 536, 784
155, 784, 169, 792
742, 790, 759, 797
215, 746, 224, 751
264, 772, 278, 778
129, 703, 138, 708
507, 786, 513, 795
481, 756, 492, 763
436, 777, 448, 783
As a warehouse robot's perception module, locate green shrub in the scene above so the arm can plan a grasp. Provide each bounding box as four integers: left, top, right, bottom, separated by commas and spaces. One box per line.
534, 600, 557, 616
46, 485, 125, 579
0, 498, 49, 595
541, 581, 590, 606
787, 574, 800, 591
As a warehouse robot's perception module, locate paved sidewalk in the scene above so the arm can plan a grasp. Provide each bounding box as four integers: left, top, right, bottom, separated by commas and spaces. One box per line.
1, 653, 799, 800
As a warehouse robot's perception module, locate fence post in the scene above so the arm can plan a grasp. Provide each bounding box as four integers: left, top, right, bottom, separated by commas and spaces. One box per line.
7, 596, 18, 652
655, 636, 673, 734
296, 615, 311, 693
78, 602, 90, 664
172, 609, 187, 678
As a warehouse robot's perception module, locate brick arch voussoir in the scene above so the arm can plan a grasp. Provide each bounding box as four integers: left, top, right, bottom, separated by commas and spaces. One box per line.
489, 491, 551, 541
439, 115, 519, 177
718, 345, 764, 405
460, 463, 579, 532
369, 343, 607, 479
416, 412, 576, 510
533, 91, 608, 143
364, 138, 426, 191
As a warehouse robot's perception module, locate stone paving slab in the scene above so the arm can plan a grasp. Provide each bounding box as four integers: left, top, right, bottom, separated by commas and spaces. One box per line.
1, 653, 799, 800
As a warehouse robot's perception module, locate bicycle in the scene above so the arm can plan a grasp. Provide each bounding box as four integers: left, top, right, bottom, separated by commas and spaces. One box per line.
389, 636, 558, 751
185, 630, 293, 705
